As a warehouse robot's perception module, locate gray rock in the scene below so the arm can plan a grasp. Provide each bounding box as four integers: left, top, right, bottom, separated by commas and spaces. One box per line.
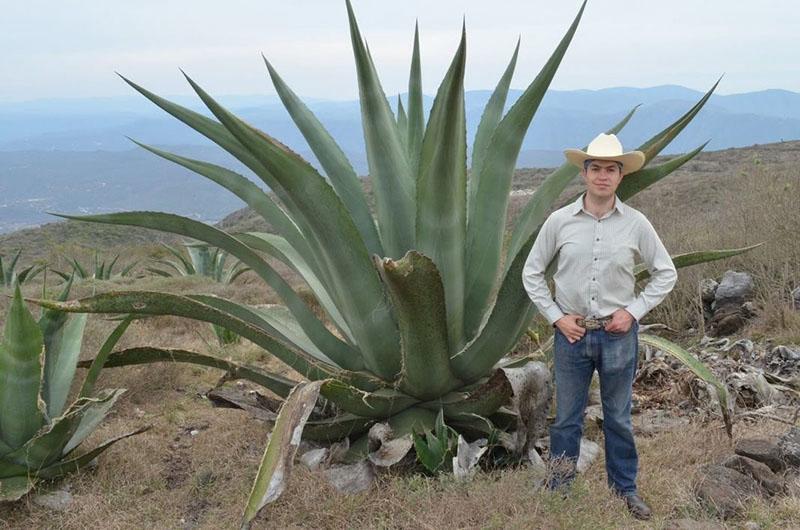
775, 345, 800, 361
778, 426, 800, 468
700, 278, 719, 304
694, 464, 765, 519
664, 519, 725, 530
743, 522, 761, 530
792, 286, 800, 310
714, 270, 754, 307
722, 455, 785, 495
734, 437, 785, 473
31, 488, 73, 511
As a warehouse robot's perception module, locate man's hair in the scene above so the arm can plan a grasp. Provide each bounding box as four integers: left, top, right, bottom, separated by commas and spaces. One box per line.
584, 159, 623, 171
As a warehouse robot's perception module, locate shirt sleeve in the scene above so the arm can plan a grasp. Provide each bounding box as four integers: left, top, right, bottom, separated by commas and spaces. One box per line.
522, 214, 566, 325
624, 215, 678, 321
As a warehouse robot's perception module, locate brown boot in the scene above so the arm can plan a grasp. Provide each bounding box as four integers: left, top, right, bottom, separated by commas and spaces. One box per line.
623, 494, 652, 520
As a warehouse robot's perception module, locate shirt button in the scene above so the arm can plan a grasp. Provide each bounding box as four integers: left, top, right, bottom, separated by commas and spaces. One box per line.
594, 257, 598, 261
596, 238, 600, 241
592, 297, 596, 300
592, 277, 596, 281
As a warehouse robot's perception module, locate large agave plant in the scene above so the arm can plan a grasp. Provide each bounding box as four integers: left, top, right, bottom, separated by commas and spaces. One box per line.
0, 282, 145, 501
41, 0, 750, 471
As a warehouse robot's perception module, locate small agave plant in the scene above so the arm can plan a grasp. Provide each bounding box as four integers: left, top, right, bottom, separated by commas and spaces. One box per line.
37, 0, 753, 522
0, 281, 146, 501
147, 242, 249, 284
53, 251, 139, 281
0, 250, 44, 288
147, 242, 250, 344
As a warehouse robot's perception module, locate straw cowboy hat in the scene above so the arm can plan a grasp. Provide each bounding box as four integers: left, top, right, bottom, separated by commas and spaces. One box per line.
564, 133, 645, 175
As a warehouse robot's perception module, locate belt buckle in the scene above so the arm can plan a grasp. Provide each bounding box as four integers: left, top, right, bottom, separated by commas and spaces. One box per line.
578, 317, 610, 330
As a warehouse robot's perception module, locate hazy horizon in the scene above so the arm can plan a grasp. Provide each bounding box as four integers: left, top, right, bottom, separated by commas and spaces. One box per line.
3, 1, 799, 102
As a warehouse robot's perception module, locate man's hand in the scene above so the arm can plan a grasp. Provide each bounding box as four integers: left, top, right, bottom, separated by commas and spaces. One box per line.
604, 309, 635, 334
555, 314, 586, 344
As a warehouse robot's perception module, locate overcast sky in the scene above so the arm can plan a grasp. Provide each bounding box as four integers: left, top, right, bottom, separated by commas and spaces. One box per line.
2, 0, 798, 102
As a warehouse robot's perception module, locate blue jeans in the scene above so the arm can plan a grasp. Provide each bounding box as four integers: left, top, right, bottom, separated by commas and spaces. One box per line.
548, 320, 640, 495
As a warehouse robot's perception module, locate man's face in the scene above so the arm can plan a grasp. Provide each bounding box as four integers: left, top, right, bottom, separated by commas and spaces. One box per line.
581, 159, 623, 200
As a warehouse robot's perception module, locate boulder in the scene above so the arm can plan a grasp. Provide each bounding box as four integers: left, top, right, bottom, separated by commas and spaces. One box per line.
713, 270, 754, 308
722, 455, 784, 495
778, 426, 800, 468
792, 286, 800, 311
694, 464, 764, 519
734, 437, 785, 473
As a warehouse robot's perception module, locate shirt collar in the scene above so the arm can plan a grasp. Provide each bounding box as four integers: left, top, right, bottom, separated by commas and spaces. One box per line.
571, 192, 627, 217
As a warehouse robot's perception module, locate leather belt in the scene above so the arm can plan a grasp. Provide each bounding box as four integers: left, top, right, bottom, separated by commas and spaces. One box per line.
577, 316, 613, 330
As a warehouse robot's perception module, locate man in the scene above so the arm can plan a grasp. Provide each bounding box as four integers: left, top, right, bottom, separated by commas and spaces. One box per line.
521, 133, 677, 520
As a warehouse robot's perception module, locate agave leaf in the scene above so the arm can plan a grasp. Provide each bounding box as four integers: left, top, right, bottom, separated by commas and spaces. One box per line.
235, 232, 352, 342
52, 212, 352, 367
17, 265, 44, 285
416, 26, 468, 350
320, 380, 417, 419
396, 95, 408, 141
635, 244, 764, 282
469, 39, 520, 215
616, 142, 708, 201
36, 425, 150, 480
39, 277, 88, 418
160, 243, 195, 274
241, 380, 322, 530
78, 347, 297, 399
376, 252, 461, 400
182, 76, 402, 380
31, 291, 383, 390
346, 406, 438, 462
637, 334, 732, 437
133, 142, 317, 269
119, 260, 138, 277
419, 369, 512, 420
3, 389, 124, 469
105, 254, 120, 279
189, 295, 347, 369
0, 476, 35, 502
406, 21, 424, 172
463, 1, 586, 340
451, 237, 541, 383
504, 104, 640, 273
78, 315, 135, 399
0, 284, 45, 449
638, 78, 720, 162
345, 0, 415, 257
69, 256, 89, 279
62, 389, 127, 456
263, 58, 384, 257
303, 414, 376, 443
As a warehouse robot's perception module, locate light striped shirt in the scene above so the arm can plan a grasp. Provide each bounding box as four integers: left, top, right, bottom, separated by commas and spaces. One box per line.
522, 193, 677, 325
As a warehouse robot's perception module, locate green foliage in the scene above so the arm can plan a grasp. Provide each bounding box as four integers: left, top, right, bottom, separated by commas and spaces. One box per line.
0, 281, 145, 501
56, 250, 138, 281
0, 250, 44, 288
147, 242, 249, 283
412, 410, 459, 474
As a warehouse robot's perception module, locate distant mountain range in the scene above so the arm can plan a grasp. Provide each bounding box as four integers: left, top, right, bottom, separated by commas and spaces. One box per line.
1, 85, 798, 233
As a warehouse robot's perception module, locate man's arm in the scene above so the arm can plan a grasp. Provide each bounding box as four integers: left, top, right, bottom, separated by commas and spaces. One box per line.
522, 214, 566, 325
624, 216, 678, 321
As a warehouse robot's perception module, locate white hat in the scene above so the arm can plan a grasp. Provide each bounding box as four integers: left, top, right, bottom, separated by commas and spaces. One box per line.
564, 133, 645, 175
